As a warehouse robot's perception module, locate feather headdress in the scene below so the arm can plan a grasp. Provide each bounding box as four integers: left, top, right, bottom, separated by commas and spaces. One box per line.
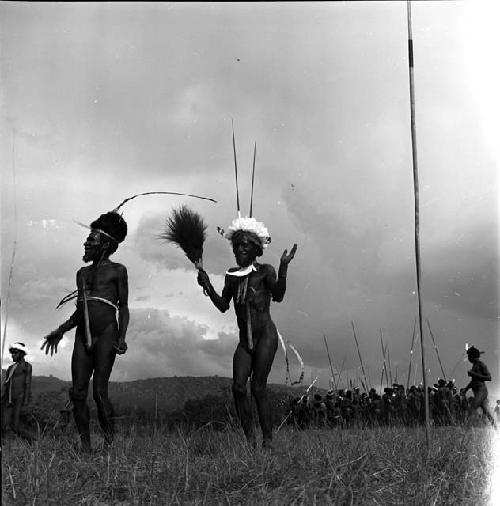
219, 125, 271, 249
57, 190, 216, 309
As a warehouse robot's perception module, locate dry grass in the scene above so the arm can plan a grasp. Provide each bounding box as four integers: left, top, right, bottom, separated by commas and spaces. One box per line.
2, 424, 496, 505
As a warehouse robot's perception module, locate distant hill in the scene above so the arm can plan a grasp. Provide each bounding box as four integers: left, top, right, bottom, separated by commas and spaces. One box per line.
14, 374, 319, 416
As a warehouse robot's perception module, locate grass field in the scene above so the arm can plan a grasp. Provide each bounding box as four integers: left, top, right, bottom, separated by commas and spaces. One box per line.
2, 423, 497, 505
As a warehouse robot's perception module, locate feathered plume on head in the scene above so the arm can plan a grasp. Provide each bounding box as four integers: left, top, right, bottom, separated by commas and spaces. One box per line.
224, 125, 271, 253
161, 205, 207, 267
224, 216, 271, 254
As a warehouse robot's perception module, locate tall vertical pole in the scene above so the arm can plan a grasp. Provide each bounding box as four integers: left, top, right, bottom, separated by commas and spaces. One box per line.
406, 0, 430, 447
2, 130, 18, 363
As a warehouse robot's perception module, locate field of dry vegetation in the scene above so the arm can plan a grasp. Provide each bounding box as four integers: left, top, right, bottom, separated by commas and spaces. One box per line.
2, 423, 496, 505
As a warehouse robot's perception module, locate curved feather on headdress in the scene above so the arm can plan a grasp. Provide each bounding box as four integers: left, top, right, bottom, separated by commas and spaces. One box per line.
113, 191, 216, 212
161, 205, 207, 267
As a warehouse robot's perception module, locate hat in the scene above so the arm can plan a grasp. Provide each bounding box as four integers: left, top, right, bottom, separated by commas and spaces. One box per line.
9, 342, 27, 355
90, 212, 127, 244
466, 346, 483, 359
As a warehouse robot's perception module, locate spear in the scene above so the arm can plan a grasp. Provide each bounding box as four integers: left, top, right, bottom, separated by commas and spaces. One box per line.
337, 356, 346, 389
387, 346, 393, 386
323, 334, 337, 390
2, 130, 18, 361
426, 320, 446, 381
351, 321, 369, 392
407, 318, 417, 390
380, 331, 390, 388
407, 0, 431, 447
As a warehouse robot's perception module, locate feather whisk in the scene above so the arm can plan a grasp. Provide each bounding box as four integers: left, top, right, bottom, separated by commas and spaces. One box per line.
161, 205, 207, 269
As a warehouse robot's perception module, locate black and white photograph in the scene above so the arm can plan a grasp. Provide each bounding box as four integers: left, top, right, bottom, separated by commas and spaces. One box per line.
1, 2, 499, 504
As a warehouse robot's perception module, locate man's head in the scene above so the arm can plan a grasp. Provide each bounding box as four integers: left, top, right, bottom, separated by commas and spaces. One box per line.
231, 231, 262, 267
466, 345, 483, 363
83, 212, 127, 263
9, 342, 27, 362
225, 216, 270, 266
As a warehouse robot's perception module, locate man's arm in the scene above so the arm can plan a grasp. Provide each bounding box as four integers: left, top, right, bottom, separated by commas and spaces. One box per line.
114, 264, 129, 355
41, 309, 79, 356
23, 363, 32, 406
197, 270, 231, 312
266, 244, 297, 302
468, 362, 492, 382
42, 269, 82, 356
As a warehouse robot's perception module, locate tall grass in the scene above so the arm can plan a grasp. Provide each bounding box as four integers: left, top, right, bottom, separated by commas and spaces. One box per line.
2, 424, 496, 505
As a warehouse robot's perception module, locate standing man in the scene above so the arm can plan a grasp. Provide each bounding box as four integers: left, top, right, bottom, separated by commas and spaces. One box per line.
461, 345, 496, 427
197, 216, 297, 449
41, 211, 129, 451
1, 342, 32, 437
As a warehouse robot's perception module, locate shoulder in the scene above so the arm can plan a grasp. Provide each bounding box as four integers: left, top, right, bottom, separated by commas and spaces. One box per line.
256, 263, 276, 275
110, 262, 128, 275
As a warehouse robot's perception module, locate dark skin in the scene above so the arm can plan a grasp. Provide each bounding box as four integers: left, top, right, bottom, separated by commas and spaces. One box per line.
41, 230, 129, 450
198, 233, 297, 448
1, 349, 32, 436
462, 353, 495, 426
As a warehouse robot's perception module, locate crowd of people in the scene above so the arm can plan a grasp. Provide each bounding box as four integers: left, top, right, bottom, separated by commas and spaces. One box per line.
286, 379, 499, 430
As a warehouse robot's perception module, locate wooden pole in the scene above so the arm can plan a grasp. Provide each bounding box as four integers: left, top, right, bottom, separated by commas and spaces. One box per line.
406, 0, 430, 447
324, 335, 337, 390
407, 319, 417, 390
351, 321, 369, 392
426, 320, 447, 380
2, 131, 17, 362
380, 331, 390, 388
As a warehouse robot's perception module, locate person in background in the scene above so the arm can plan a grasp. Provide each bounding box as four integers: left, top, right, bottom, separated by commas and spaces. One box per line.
1, 342, 32, 437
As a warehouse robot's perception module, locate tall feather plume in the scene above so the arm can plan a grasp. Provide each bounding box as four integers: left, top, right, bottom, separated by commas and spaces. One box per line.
161, 205, 207, 268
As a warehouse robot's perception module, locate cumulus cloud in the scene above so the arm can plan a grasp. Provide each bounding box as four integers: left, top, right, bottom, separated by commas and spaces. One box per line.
112, 307, 236, 381
1, 3, 498, 396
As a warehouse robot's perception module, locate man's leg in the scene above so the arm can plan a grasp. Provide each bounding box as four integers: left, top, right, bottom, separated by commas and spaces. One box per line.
232, 343, 254, 446
10, 398, 23, 434
251, 324, 278, 449
92, 327, 117, 446
71, 333, 94, 451
2, 401, 12, 434
468, 387, 488, 427
480, 396, 496, 427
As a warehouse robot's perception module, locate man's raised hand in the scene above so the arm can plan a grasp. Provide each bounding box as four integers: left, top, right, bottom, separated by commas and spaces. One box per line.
280, 243, 298, 265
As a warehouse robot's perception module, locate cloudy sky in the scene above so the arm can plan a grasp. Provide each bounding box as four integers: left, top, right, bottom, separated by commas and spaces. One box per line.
1, 2, 498, 397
